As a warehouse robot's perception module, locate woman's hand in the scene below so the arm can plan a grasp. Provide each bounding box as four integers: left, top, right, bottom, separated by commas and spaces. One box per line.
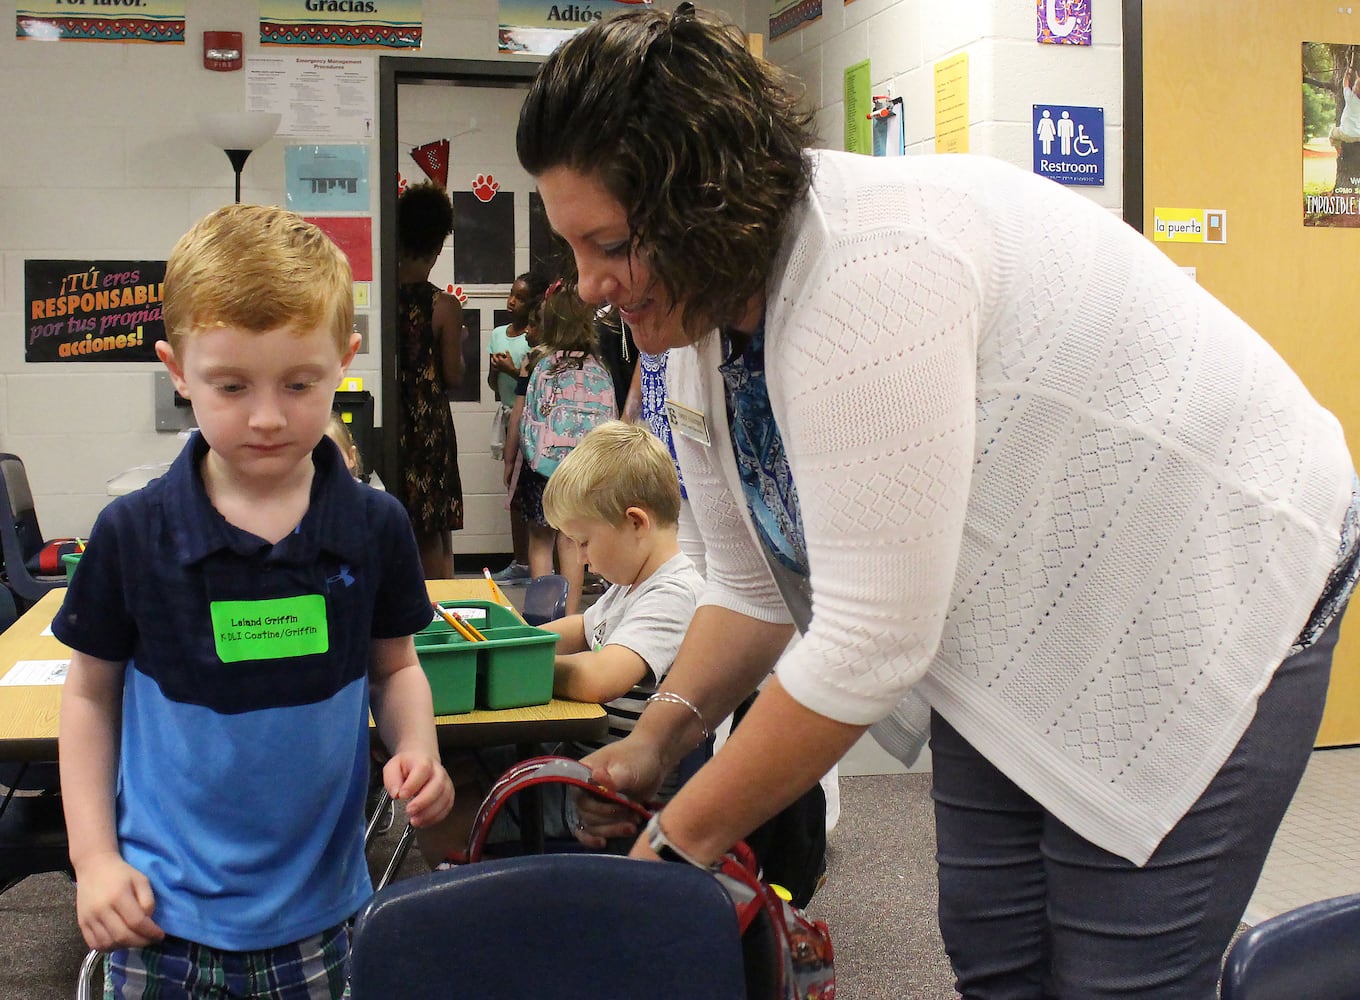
570, 734, 671, 848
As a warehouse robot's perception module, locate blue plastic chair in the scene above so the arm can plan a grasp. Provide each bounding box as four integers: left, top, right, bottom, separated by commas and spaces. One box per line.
521, 573, 569, 626
349, 853, 747, 1000
0, 454, 68, 608
1220, 892, 1360, 999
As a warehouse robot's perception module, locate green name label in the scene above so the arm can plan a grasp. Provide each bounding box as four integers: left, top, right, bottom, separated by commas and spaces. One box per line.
210, 595, 329, 663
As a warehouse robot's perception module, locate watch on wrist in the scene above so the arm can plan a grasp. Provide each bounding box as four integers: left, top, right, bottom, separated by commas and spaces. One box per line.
644, 812, 715, 869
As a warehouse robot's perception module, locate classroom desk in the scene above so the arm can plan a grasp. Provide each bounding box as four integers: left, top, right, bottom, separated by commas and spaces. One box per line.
0, 581, 605, 762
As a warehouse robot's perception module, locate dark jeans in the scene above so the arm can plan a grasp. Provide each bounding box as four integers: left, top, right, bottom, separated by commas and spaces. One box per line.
931, 609, 1344, 999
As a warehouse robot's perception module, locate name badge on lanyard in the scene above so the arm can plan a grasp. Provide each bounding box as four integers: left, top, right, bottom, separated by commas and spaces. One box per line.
665, 399, 711, 447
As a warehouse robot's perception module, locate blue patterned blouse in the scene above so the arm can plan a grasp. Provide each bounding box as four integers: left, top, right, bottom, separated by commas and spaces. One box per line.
719, 325, 809, 578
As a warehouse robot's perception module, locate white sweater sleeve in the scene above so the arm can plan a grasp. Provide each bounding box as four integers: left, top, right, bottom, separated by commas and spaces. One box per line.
767, 225, 982, 725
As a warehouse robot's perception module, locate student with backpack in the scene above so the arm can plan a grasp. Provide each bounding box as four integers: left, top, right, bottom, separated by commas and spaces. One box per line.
503, 281, 616, 615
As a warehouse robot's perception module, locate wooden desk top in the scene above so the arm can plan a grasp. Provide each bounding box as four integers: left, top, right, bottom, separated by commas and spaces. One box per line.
0, 580, 604, 760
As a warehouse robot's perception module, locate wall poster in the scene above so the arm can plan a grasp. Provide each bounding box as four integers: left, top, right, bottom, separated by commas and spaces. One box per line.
260, 0, 421, 48
1303, 41, 1360, 227
26, 260, 165, 363
17, 0, 184, 43
498, 0, 652, 56
770, 0, 821, 41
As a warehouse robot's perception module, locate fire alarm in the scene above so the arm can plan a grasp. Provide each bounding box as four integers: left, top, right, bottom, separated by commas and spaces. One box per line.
203, 31, 243, 72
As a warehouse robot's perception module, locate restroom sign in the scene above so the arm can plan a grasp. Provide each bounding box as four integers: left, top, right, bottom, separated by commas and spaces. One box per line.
1033, 105, 1104, 186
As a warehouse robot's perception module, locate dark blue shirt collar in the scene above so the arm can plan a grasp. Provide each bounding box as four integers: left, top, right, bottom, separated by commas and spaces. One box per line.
162, 432, 367, 567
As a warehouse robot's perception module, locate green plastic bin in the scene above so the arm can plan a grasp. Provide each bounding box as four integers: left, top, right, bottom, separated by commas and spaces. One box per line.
62, 553, 82, 582
475, 625, 559, 710
413, 631, 478, 715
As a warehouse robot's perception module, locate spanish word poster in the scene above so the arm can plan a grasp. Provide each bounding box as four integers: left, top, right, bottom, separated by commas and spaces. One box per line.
260, 0, 421, 49
1032, 105, 1104, 185
17, 0, 183, 43
934, 54, 969, 154
1036, 0, 1091, 46
770, 0, 821, 41
498, 0, 653, 56
247, 55, 376, 140
1152, 208, 1227, 245
286, 145, 370, 213
25, 260, 165, 363
1303, 41, 1360, 227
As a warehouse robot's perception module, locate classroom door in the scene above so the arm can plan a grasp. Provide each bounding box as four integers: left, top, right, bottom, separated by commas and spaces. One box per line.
1140, 1, 1360, 745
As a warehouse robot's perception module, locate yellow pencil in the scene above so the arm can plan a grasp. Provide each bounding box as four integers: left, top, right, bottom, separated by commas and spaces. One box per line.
451, 610, 489, 642
433, 602, 479, 642
482, 566, 509, 607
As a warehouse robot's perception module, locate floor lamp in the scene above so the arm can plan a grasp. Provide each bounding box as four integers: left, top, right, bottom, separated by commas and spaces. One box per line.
197, 111, 281, 204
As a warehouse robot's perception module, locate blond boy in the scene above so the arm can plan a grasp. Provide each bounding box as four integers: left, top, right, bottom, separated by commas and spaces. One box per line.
418, 421, 703, 864
55, 204, 452, 1000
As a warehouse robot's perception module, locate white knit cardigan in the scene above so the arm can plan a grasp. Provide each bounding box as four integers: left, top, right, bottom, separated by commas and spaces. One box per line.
666, 150, 1353, 864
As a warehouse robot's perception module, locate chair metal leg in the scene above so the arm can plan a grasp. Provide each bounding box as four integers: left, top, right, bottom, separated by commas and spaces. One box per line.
76, 948, 103, 1000
364, 789, 392, 849
376, 822, 416, 892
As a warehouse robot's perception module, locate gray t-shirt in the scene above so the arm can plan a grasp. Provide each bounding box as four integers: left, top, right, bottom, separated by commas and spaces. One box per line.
568, 552, 705, 755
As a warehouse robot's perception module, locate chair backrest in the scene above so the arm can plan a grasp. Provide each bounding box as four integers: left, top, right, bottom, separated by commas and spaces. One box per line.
0, 585, 17, 634
349, 853, 747, 1000
0, 455, 43, 562
1220, 892, 1360, 999
0, 454, 67, 604
521, 573, 569, 626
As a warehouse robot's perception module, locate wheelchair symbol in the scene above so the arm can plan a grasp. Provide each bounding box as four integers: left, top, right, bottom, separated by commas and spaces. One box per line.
1073, 126, 1098, 157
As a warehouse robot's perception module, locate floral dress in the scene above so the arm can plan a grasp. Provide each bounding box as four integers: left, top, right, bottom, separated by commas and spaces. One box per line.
396, 281, 463, 533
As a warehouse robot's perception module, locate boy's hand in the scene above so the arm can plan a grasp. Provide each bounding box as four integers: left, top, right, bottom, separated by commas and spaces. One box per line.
74, 851, 164, 951
384, 753, 454, 829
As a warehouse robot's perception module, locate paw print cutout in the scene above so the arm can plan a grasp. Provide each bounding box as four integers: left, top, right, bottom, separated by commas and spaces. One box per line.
472, 174, 500, 202
397, 173, 408, 195
446, 284, 469, 305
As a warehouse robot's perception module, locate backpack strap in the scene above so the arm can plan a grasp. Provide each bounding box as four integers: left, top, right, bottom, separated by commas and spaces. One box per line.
464, 755, 652, 863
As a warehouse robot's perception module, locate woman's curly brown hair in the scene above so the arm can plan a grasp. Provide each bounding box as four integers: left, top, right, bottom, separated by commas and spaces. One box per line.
517, 6, 818, 338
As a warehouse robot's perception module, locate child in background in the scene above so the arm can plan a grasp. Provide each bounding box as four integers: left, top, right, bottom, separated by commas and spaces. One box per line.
56, 204, 453, 1000
417, 420, 703, 864
488, 271, 550, 584
325, 412, 362, 480
503, 283, 617, 615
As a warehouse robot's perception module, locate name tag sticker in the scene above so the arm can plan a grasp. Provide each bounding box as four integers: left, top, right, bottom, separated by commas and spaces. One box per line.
210, 595, 329, 663
665, 399, 711, 447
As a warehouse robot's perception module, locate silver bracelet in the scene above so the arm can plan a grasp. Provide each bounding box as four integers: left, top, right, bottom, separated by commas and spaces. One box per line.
646, 691, 712, 741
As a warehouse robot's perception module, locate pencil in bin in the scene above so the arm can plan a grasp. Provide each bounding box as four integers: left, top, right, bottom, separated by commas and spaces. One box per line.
431, 602, 487, 642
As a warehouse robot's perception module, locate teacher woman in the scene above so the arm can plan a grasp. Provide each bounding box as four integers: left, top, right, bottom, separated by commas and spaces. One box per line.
515, 7, 1358, 997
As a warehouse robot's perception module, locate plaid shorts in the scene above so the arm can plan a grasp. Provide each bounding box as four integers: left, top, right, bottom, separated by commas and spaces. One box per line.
104, 922, 350, 1000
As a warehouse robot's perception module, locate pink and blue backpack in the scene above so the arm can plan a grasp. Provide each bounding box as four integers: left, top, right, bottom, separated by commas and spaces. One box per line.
519, 350, 617, 477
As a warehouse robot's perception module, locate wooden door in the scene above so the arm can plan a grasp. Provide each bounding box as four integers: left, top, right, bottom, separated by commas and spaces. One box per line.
1136, 1, 1360, 745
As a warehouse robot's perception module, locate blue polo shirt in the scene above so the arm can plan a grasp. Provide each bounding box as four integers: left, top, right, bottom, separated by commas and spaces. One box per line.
54, 432, 433, 951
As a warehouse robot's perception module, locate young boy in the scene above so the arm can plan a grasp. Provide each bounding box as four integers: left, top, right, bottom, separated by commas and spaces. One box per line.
417, 420, 703, 863
56, 204, 453, 1000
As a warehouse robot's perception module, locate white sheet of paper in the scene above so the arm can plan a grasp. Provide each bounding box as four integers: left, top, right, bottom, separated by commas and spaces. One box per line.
0, 660, 69, 686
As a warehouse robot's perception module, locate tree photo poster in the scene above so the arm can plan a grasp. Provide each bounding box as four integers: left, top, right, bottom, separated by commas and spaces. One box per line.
1303, 41, 1360, 227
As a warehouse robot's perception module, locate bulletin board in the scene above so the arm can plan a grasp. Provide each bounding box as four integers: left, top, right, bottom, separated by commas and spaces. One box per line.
1129, 1, 1360, 745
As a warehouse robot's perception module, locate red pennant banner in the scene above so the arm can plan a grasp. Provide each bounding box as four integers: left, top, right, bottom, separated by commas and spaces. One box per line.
410, 139, 449, 189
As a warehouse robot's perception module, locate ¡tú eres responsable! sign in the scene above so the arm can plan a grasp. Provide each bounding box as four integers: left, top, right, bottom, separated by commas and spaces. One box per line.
1152, 208, 1228, 244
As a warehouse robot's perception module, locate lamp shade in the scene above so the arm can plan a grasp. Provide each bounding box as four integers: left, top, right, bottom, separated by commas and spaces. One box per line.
197, 111, 281, 152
